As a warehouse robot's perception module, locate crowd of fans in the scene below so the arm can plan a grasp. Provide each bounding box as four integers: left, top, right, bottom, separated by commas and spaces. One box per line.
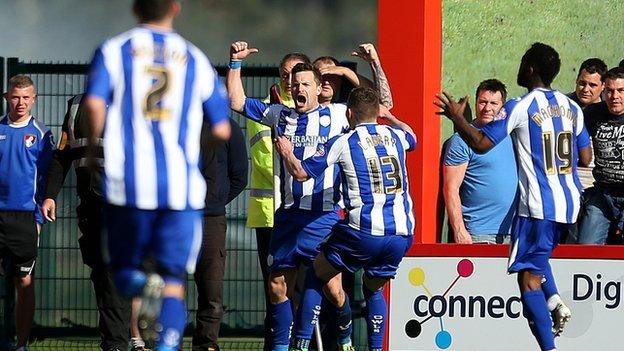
443, 57, 624, 247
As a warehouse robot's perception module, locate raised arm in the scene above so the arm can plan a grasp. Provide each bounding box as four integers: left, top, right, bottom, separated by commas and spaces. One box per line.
352, 43, 393, 108
435, 92, 493, 153
226, 41, 259, 113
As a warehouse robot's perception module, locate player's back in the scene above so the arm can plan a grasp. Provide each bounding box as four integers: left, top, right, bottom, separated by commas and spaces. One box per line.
483, 88, 591, 223
337, 123, 416, 236
87, 26, 228, 211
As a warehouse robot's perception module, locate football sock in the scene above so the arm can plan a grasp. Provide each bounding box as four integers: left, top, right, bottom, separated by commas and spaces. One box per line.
156, 297, 185, 350
271, 299, 293, 351
336, 293, 353, 346
363, 286, 386, 351
293, 272, 324, 346
522, 290, 555, 351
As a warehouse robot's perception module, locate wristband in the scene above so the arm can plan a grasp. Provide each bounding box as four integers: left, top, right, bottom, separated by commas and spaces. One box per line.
229, 59, 242, 69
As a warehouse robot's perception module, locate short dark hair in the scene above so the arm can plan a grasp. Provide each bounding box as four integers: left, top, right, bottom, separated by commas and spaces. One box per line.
279, 53, 311, 73
313, 56, 340, 68
347, 87, 380, 121
133, 0, 174, 22
602, 67, 624, 83
619, 58, 624, 69
577, 58, 607, 78
522, 42, 561, 85
291, 62, 322, 86
8, 75, 35, 91
475, 79, 507, 102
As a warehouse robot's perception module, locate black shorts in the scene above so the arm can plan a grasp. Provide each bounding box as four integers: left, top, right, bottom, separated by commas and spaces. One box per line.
0, 210, 39, 277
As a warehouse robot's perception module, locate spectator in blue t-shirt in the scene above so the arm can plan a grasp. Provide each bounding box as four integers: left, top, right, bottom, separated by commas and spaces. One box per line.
443, 79, 517, 244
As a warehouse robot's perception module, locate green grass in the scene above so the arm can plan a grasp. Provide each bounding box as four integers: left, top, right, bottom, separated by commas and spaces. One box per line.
441, 0, 624, 140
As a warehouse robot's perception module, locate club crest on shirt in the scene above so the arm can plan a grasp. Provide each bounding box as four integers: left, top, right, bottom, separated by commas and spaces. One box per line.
24, 134, 37, 148
314, 145, 326, 157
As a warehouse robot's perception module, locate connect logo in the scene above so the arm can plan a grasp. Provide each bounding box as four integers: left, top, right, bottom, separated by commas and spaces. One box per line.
404, 259, 475, 350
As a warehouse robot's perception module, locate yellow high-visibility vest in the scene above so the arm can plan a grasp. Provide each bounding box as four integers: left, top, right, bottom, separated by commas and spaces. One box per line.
246, 84, 294, 228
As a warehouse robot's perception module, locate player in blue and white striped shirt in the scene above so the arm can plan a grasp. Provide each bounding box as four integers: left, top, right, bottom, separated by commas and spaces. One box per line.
85, 1, 230, 350
275, 88, 415, 351
227, 42, 351, 351
437, 43, 592, 351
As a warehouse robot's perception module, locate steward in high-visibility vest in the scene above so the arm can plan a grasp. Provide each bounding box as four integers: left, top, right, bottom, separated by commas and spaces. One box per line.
246, 83, 294, 228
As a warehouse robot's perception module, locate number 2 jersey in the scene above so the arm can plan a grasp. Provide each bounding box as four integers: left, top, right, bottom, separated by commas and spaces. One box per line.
85, 26, 229, 210
481, 88, 591, 223
244, 99, 349, 212
302, 123, 416, 236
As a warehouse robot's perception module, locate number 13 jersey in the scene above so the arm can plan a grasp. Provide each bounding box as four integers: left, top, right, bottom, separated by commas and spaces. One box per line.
86, 26, 229, 210
482, 88, 591, 223
303, 123, 416, 236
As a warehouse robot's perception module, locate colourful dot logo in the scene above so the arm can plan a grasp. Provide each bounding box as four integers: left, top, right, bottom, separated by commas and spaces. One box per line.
404, 259, 475, 350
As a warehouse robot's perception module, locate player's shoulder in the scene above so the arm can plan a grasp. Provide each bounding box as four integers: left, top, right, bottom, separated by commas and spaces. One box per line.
327, 103, 347, 113
31, 117, 51, 138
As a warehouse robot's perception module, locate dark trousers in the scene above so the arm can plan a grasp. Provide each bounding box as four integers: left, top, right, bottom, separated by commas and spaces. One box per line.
77, 198, 131, 350
192, 215, 227, 351
255, 227, 272, 351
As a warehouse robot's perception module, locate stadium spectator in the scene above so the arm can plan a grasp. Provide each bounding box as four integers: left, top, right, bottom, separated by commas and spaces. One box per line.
567, 58, 607, 108
436, 43, 592, 350
443, 79, 517, 244
0, 75, 54, 351
192, 118, 247, 351
226, 42, 351, 351
42, 94, 152, 351
275, 87, 415, 351
247, 52, 310, 351
84, 1, 231, 350
575, 67, 624, 245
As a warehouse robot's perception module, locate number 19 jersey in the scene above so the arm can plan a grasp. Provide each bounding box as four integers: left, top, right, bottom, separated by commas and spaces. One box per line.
302, 123, 416, 236
86, 26, 229, 211
481, 88, 591, 223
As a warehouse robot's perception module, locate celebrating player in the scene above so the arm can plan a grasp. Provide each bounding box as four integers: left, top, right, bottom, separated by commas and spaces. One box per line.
275, 87, 415, 351
226, 41, 352, 351
84, 1, 230, 350
436, 43, 592, 351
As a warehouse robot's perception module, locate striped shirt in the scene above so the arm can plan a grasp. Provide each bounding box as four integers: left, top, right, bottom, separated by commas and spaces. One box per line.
85, 26, 229, 210
302, 123, 416, 236
243, 99, 349, 211
482, 88, 591, 223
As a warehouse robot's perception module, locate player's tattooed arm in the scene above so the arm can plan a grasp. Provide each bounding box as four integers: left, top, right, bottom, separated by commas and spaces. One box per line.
274, 136, 309, 182
319, 65, 373, 89
434, 92, 493, 153
226, 41, 259, 112
352, 43, 393, 108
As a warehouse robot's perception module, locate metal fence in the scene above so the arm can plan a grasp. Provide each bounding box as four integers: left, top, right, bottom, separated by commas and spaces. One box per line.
0, 57, 368, 350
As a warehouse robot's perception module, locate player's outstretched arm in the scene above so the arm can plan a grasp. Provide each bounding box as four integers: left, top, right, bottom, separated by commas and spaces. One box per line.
434, 92, 493, 153
274, 136, 309, 182
352, 43, 393, 108
226, 41, 259, 113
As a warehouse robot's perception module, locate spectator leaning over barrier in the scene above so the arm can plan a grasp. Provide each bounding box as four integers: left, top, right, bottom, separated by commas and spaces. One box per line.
247, 51, 310, 351
575, 67, 624, 245
0, 75, 54, 351
443, 79, 517, 244
192, 118, 248, 351
567, 58, 607, 109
